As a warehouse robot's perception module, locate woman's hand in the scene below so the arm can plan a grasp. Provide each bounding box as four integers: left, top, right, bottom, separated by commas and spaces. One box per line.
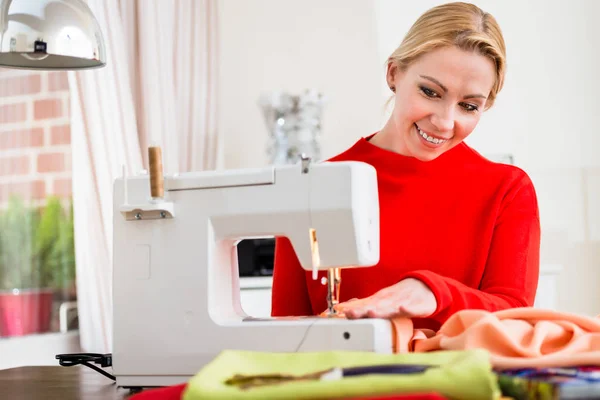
334, 278, 437, 319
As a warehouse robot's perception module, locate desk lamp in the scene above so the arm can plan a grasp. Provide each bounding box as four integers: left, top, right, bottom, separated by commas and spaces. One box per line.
0, 0, 105, 70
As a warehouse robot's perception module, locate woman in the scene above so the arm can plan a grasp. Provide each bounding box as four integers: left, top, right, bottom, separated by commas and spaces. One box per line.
270, 2, 540, 331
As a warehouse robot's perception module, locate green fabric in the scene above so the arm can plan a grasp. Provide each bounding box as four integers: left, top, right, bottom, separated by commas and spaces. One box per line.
182, 349, 501, 400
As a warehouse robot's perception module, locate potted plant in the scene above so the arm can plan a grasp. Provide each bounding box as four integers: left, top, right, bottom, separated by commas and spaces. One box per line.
47, 199, 76, 302
0, 196, 76, 337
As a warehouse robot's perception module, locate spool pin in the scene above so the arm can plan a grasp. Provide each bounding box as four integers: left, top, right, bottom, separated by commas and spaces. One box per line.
148, 146, 164, 200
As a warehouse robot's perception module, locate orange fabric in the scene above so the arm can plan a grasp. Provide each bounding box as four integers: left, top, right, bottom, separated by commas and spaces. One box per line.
389, 318, 434, 353
412, 308, 600, 370
321, 308, 600, 370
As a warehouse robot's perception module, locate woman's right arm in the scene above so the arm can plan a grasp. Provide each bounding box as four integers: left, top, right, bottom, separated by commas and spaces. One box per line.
270, 236, 314, 316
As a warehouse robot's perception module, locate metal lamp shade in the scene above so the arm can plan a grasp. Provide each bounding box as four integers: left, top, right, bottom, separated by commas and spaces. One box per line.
0, 0, 106, 70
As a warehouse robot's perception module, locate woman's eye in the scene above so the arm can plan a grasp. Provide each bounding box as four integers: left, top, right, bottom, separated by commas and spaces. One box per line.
460, 103, 479, 112
419, 86, 438, 98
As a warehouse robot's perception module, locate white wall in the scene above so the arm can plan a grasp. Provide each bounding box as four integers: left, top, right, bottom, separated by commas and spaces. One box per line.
217, 0, 385, 169
375, 0, 600, 169
218, 0, 600, 317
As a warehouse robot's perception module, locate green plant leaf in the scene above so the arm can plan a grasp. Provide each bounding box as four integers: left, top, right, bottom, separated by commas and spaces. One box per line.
0, 195, 76, 291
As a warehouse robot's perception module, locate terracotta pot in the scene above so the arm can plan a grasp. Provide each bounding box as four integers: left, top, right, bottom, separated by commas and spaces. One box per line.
0, 288, 54, 337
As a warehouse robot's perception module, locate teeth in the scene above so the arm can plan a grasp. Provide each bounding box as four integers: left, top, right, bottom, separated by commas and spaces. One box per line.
416, 125, 446, 145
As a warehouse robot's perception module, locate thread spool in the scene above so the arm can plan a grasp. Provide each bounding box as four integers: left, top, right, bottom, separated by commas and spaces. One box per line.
148, 145, 164, 200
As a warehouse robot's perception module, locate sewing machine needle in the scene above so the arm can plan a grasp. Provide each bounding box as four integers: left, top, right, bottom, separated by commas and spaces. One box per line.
309, 228, 341, 315
326, 268, 341, 315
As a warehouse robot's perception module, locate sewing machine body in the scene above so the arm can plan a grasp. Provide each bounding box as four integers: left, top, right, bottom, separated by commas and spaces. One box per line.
112, 160, 393, 388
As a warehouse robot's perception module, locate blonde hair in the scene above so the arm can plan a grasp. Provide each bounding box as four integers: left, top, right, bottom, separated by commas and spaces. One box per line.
388, 2, 506, 109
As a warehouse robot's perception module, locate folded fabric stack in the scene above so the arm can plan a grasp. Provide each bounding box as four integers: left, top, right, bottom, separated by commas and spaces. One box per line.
182, 349, 498, 400
132, 385, 449, 400
131, 307, 600, 400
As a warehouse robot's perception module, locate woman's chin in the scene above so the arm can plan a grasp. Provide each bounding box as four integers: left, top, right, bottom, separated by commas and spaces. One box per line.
408, 143, 444, 162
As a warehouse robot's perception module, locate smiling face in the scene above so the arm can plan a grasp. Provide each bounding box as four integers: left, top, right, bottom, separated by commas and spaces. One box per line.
383, 45, 496, 161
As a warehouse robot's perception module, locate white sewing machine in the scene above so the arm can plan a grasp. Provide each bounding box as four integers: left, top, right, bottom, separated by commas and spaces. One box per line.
111, 151, 393, 388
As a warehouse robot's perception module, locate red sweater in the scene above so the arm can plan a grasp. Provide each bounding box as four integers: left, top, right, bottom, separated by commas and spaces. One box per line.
270, 135, 541, 331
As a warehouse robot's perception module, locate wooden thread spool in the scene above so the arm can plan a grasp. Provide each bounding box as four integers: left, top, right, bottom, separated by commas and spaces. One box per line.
148, 146, 164, 199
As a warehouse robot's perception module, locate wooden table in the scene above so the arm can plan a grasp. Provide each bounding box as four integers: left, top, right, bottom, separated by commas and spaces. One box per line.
0, 366, 133, 399
0, 365, 517, 400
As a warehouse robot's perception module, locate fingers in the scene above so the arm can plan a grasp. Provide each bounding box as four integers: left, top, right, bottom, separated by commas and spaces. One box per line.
334, 297, 365, 313
343, 304, 407, 319
321, 298, 362, 316
336, 297, 360, 307
340, 300, 422, 319
329, 280, 436, 320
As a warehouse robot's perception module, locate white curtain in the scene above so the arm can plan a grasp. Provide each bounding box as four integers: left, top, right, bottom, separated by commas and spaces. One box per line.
69, 0, 220, 353
119, 0, 221, 173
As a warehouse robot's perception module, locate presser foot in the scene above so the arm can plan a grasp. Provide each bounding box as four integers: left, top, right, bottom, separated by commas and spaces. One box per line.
324, 267, 341, 317
324, 306, 338, 317
325, 295, 340, 317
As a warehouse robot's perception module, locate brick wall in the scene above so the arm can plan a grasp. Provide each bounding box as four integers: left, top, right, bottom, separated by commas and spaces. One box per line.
0, 69, 71, 207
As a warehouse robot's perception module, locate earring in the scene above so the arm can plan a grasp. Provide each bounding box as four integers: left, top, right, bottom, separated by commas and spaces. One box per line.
390, 85, 396, 93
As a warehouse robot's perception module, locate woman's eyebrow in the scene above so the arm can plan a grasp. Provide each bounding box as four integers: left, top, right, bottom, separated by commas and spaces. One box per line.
463, 93, 486, 99
419, 75, 486, 99
420, 75, 447, 92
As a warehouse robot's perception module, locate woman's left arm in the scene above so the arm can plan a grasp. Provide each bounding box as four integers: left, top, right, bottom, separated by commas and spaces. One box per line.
338, 174, 541, 324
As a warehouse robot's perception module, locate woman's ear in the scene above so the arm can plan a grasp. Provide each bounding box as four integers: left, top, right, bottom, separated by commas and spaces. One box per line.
386, 62, 399, 93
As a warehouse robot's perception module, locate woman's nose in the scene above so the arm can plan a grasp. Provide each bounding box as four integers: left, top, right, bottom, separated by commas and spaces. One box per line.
430, 106, 454, 133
